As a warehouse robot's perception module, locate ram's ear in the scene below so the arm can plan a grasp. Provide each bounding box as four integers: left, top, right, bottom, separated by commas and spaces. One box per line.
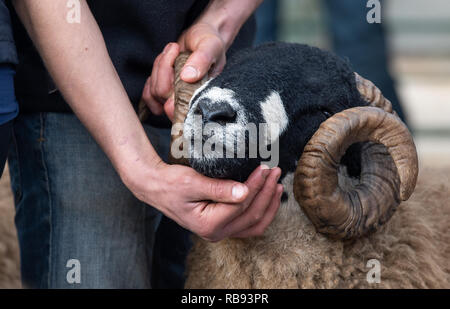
168, 52, 209, 165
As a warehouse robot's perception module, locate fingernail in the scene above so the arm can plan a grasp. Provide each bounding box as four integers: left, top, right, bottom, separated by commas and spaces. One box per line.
232, 184, 247, 200
278, 184, 284, 194
163, 43, 172, 54
260, 164, 270, 178
275, 168, 282, 181
181, 66, 198, 80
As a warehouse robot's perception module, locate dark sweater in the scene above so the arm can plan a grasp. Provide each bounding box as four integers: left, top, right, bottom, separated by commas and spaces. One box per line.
8, 0, 255, 127
0, 0, 17, 65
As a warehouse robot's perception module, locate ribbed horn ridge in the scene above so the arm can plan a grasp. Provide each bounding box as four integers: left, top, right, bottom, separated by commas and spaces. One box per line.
169, 52, 208, 165
293, 106, 418, 239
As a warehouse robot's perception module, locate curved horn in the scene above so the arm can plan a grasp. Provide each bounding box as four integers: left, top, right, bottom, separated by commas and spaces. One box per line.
138, 52, 199, 125
169, 52, 209, 165
293, 106, 418, 239
355, 72, 394, 114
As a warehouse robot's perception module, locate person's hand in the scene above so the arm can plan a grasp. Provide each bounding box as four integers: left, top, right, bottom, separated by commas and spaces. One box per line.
136, 2, 279, 242
124, 160, 283, 241
140, 22, 227, 121
140, 0, 263, 119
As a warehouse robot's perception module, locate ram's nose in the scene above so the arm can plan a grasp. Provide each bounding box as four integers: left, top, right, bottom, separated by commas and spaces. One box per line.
195, 99, 237, 124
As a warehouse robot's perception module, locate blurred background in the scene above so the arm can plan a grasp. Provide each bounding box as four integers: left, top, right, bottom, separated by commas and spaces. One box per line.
255, 0, 450, 169
1, 0, 450, 288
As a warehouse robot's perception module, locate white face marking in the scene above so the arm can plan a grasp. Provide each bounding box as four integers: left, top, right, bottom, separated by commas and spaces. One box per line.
191, 86, 238, 109
260, 91, 289, 140
189, 78, 214, 108
184, 86, 248, 164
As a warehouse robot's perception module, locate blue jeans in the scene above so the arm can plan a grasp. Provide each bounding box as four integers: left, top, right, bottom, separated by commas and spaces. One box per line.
8, 112, 190, 288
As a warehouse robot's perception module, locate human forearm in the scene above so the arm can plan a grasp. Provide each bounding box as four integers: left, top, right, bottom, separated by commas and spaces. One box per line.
148, 0, 262, 101
198, 0, 263, 48
13, 0, 281, 241
13, 0, 161, 178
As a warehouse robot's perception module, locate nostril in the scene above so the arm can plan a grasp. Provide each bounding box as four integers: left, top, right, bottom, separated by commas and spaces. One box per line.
196, 100, 237, 124
208, 106, 237, 124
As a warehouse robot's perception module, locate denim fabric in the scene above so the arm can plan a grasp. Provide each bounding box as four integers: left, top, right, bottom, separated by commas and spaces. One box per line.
8, 112, 191, 288
152, 215, 192, 289
0, 0, 18, 65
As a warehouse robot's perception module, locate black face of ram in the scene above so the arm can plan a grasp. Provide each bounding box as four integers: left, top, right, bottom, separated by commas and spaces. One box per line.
183, 42, 368, 182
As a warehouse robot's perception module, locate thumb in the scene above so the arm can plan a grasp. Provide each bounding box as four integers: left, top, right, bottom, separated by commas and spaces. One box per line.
180, 38, 224, 83
191, 174, 249, 204
164, 95, 175, 122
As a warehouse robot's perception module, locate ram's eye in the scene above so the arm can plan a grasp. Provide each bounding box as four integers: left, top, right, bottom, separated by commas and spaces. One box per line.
321, 109, 332, 118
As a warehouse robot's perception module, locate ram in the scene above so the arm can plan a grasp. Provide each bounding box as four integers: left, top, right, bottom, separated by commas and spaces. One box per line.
1, 43, 448, 289
169, 42, 449, 289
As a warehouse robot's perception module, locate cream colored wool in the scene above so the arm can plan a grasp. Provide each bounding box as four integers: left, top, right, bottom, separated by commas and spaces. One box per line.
0, 168, 21, 289
1, 167, 448, 288
185, 167, 450, 289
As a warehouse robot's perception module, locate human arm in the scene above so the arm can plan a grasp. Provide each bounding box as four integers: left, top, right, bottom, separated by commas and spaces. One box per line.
12, 0, 281, 241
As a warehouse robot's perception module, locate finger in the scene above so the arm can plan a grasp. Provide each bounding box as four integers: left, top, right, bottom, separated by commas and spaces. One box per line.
181, 37, 224, 83
155, 43, 179, 100
163, 95, 175, 122
189, 171, 251, 204
177, 32, 186, 52
231, 184, 283, 238
190, 164, 272, 205
189, 166, 276, 242
141, 76, 164, 115
241, 165, 271, 210
221, 167, 281, 237
150, 53, 162, 101
193, 165, 271, 239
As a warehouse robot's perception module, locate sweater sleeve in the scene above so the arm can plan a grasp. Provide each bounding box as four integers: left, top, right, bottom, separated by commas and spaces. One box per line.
0, 0, 18, 65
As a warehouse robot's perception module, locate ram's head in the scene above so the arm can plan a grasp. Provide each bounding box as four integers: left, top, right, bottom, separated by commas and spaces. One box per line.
166, 42, 418, 240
